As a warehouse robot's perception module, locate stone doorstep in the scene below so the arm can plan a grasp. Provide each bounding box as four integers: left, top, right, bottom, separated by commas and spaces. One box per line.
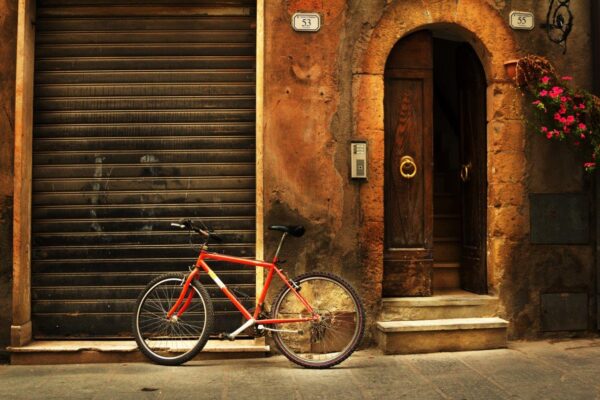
8, 339, 270, 364
382, 293, 498, 308
376, 317, 509, 333
8, 339, 269, 354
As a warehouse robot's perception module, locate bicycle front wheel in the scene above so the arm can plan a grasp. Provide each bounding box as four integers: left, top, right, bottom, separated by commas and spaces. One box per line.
133, 273, 214, 365
271, 272, 365, 368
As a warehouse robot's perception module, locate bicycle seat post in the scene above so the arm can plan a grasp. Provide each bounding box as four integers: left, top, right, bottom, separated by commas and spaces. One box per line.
273, 232, 288, 263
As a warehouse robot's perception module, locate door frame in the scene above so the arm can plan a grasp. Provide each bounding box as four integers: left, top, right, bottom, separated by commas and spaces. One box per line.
11, 0, 266, 346
354, 17, 523, 307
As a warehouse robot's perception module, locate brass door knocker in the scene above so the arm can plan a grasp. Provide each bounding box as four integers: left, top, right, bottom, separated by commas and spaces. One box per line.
399, 156, 417, 179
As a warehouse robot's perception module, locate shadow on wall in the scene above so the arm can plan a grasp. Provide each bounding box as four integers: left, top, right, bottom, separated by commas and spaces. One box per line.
0, 197, 13, 361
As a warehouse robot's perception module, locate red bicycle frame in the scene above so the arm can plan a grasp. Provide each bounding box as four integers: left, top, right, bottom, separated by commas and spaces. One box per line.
166, 243, 318, 339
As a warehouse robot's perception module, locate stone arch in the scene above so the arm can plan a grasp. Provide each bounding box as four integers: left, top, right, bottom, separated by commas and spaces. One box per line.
353, 0, 525, 311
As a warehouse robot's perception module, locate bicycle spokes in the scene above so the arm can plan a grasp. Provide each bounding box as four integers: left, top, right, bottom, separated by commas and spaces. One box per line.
271, 273, 364, 368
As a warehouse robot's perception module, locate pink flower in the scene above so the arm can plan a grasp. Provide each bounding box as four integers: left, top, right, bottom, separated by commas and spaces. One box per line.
560, 96, 568, 102
549, 86, 564, 99
541, 76, 551, 84
546, 131, 553, 139
580, 133, 586, 139
561, 76, 573, 81
578, 123, 587, 131
540, 126, 548, 132
584, 162, 596, 170
539, 90, 548, 97
566, 115, 575, 124
554, 112, 562, 121
579, 103, 586, 109
532, 100, 541, 105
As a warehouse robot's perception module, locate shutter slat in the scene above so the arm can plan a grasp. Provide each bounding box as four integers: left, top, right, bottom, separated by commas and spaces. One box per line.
31, 0, 256, 339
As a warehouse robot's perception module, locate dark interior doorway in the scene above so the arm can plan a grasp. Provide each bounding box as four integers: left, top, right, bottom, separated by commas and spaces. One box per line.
432, 37, 487, 294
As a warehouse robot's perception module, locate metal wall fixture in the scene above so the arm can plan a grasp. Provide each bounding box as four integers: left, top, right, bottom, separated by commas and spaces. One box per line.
543, 0, 573, 54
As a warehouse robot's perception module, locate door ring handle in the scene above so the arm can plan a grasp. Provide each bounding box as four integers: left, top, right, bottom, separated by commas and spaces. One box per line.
399, 156, 417, 179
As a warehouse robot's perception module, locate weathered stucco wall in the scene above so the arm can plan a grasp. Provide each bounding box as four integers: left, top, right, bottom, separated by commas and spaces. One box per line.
263, 0, 364, 300
0, 0, 17, 357
264, 0, 596, 339
0, 0, 596, 348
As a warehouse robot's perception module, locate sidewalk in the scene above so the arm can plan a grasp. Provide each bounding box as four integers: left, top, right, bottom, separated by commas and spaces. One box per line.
1, 339, 599, 400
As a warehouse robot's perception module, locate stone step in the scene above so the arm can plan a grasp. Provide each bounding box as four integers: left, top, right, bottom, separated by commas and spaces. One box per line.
9, 339, 270, 365
433, 238, 461, 262
434, 214, 461, 237
380, 290, 498, 321
376, 317, 508, 354
433, 262, 460, 289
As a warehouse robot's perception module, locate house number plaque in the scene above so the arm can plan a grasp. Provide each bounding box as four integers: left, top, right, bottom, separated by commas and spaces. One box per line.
509, 11, 535, 30
292, 13, 321, 32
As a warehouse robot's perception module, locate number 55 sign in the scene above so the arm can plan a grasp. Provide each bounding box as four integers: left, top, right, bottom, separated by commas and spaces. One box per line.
509, 11, 535, 30
292, 13, 321, 32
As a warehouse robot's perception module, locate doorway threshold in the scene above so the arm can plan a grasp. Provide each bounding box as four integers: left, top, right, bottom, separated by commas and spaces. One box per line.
8, 339, 270, 365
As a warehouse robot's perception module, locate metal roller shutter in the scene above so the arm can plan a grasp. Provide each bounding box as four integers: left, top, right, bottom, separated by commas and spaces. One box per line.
31, 0, 256, 338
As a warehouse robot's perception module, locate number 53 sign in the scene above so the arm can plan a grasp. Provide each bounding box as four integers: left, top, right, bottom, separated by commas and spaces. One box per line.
292, 13, 321, 32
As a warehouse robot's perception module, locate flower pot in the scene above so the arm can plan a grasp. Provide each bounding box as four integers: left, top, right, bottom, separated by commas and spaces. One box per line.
504, 59, 518, 80
504, 59, 527, 86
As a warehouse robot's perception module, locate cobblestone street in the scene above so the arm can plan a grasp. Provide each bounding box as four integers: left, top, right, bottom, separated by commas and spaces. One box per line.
1, 339, 600, 399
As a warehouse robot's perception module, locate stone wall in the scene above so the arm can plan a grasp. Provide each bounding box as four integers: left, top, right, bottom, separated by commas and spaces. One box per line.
0, 0, 596, 350
264, 0, 596, 339
0, 0, 17, 357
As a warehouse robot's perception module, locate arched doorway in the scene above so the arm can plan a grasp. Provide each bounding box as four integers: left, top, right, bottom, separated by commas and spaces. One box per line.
382, 29, 487, 297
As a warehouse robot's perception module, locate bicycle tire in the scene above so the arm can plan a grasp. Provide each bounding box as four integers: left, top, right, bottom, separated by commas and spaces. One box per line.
271, 271, 365, 368
132, 273, 214, 366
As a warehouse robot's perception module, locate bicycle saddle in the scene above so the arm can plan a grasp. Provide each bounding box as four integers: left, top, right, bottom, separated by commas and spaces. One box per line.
269, 225, 305, 237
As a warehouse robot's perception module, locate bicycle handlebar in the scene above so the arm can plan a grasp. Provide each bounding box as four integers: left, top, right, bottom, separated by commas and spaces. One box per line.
171, 219, 223, 243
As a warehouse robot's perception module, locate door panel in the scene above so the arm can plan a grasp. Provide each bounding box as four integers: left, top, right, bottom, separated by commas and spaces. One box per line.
383, 31, 434, 297
457, 44, 487, 294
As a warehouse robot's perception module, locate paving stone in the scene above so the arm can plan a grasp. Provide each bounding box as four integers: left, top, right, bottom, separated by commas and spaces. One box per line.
404, 354, 511, 400
0, 341, 600, 400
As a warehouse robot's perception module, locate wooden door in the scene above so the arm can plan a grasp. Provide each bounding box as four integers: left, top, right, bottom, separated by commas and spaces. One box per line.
383, 31, 434, 297
456, 44, 487, 294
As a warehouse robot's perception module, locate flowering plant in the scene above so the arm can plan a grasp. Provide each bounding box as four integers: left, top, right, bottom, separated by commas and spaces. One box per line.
517, 56, 600, 172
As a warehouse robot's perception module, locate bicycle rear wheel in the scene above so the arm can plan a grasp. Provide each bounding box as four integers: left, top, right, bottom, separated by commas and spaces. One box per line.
271, 272, 365, 368
132, 273, 214, 365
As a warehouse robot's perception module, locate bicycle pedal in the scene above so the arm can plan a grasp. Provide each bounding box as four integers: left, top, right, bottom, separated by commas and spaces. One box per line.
217, 332, 235, 341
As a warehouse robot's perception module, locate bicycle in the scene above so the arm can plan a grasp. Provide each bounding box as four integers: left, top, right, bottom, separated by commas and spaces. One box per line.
132, 219, 365, 368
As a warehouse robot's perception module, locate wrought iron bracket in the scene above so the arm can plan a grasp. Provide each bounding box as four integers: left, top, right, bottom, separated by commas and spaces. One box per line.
541, 0, 573, 54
